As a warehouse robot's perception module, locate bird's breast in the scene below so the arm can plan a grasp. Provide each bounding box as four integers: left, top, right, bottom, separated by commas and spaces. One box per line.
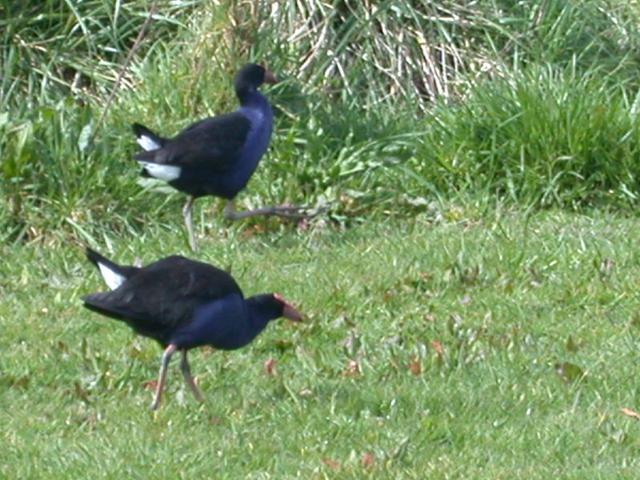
168, 295, 250, 350
233, 105, 273, 183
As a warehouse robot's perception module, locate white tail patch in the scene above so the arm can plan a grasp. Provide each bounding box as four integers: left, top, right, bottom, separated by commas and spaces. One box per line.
139, 162, 181, 182
97, 263, 126, 290
137, 134, 161, 151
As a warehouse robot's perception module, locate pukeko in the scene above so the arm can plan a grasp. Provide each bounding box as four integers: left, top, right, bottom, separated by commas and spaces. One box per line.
82, 247, 303, 410
132, 63, 305, 251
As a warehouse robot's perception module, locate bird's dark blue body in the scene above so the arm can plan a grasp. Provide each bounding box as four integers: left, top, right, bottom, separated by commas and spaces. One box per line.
82, 254, 290, 350
229, 95, 274, 196
131, 64, 280, 251
133, 64, 276, 201
165, 93, 274, 200
168, 293, 271, 350
131, 64, 310, 252
82, 248, 303, 409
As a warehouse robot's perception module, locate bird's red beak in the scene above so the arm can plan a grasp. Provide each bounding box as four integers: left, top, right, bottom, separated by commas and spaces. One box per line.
275, 293, 303, 322
263, 69, 278, 85
283, 304, 303, 322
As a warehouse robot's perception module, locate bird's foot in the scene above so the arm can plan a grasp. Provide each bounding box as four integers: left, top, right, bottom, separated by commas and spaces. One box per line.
268, 204, 325, 219
224, 202, 327, 221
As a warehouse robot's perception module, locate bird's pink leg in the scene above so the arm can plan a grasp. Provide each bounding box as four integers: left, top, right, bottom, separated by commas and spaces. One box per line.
183, 196, 197, 251
151, 344, 177, 410
180, 350, 205, 403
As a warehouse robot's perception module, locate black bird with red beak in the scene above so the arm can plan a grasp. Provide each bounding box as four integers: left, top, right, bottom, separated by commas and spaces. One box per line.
82, 248, 303, 410
132, 63, 304, 251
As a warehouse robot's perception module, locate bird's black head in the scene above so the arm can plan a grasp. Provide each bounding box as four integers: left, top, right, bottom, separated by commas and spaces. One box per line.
248, 293, 303, 323
234, 63, 278, 97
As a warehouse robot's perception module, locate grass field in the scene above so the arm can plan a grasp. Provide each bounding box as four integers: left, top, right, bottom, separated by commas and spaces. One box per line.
2, 210, 640, 478
2, 0, 640, 478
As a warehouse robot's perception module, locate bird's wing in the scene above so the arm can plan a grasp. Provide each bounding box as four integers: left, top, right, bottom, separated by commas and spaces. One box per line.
83, 256, 242, 331
134, 112, 251, 173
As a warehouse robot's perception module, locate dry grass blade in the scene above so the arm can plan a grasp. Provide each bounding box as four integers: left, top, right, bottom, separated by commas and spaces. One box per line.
91, 1, 159, 142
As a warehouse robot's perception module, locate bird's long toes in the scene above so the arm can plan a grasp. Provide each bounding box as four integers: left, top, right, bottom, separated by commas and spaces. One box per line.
274, 205, 328, 219
274, 210, 307, 219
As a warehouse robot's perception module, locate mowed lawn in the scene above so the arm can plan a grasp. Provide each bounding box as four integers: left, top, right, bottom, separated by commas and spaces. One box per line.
1, 210, 639, 478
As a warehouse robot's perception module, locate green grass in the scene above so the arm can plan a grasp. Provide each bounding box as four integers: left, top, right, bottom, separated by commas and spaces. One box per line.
2, 1, 640, 477
2, 211, 640, 478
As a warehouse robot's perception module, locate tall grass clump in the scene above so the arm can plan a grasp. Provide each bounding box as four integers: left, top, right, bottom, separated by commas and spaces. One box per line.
0, 1, 194, 241
1, 0, 191, 110
2, 0, 640, 243
407, 65, 640, 209
243, 0, 640, 108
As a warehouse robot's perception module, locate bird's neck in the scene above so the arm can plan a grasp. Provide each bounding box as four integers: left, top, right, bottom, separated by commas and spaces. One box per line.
236, 88, 269, 110
247, 307, 272, 334
244, 296, 280, 340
